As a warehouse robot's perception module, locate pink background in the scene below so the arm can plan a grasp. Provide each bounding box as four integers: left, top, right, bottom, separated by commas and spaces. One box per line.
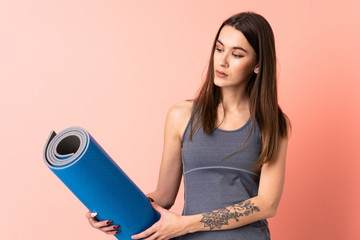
1, 0, 359, 239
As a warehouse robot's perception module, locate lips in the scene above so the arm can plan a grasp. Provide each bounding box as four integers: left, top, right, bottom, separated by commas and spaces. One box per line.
216, 70, 228, 76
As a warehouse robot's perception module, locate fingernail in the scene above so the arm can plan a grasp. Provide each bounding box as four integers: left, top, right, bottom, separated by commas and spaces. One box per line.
113, 225, 120, 229
91, 212, 97, 217
116, 230, 121, 234
106, 220, 113, 224
148, 197, 154, 202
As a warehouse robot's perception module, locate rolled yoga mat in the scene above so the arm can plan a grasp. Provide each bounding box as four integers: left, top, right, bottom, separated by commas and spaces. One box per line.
43, 126, 160, 240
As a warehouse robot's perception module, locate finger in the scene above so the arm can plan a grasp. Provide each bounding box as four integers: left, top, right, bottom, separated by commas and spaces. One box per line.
85, 211, 97, 219
85, 211, 122, 235
142, 232, 159, 240
86, 211, 100, 228
131, 223, 158, 239
89, 218, 115, 229
86, 212, 98, 226
100, 224, 121, 232
104, 229, 122, 235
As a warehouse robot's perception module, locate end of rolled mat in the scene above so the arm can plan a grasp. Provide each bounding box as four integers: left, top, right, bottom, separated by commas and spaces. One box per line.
91, 212, 97, 217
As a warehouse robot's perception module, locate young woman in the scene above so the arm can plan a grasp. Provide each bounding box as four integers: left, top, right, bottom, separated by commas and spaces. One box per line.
86, 11, 292, 240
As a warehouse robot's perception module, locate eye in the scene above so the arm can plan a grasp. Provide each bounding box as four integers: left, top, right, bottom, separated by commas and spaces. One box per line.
215, 48, 243, 58
233, 54, 243, 58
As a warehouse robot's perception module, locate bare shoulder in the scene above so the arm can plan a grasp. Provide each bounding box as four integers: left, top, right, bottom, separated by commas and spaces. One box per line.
166, 99, 194, 141
283, 115, 292, 139
169, 99, 194, 115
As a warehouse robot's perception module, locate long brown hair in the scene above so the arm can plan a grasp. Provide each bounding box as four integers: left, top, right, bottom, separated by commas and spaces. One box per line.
184, 11, 292, 171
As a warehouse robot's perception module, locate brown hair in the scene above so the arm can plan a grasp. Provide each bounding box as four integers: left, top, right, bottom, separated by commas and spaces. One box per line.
184, 11, 292, 171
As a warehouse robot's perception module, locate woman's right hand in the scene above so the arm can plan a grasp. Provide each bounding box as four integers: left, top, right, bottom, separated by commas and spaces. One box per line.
85, 211, 121, 235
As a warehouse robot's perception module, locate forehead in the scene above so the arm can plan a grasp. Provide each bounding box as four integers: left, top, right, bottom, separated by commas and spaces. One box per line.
217, 25, 254, 53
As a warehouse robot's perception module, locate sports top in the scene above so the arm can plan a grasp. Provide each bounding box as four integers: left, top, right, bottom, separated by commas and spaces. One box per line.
175, 102, 271, 240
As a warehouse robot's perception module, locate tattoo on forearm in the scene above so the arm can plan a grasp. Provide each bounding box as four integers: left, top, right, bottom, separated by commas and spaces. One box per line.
200, 200, 260, 230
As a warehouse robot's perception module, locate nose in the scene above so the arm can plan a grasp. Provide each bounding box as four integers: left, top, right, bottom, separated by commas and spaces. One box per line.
218, 53, 229, 67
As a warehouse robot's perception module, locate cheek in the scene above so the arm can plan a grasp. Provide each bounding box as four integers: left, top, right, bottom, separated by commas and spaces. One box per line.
232, 61, 254, 76
213, 53, 221, 63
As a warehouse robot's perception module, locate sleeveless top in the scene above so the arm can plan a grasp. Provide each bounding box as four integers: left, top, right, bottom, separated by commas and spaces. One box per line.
175, 102, 271, 240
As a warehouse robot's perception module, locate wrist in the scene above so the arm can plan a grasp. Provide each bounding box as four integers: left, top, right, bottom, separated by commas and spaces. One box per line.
182, 214, 202, 234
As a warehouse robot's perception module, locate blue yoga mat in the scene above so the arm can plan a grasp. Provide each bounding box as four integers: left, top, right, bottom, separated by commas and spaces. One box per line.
43, 126, 160, 239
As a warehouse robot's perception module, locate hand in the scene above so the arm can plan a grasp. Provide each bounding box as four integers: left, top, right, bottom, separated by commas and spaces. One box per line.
131, 199, 188, 240
85, 211, 121, 236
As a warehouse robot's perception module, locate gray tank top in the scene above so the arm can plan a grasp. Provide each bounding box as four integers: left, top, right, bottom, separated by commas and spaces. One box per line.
176, 102, 271, 240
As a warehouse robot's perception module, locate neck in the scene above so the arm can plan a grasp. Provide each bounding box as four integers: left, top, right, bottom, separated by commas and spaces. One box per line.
219, 88, 249, 113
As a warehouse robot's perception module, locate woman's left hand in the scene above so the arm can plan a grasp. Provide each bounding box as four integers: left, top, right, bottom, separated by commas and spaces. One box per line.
131, 199, 189, 240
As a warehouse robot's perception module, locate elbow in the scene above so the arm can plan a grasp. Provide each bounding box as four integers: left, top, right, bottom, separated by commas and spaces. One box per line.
150, 195, 175, 210
258, 195, 278, 218
163, 197, 177, 210
147, 191, 176, 210
163, 201, 175, 210
268, 207, 276, 218
267, 202, 279, 218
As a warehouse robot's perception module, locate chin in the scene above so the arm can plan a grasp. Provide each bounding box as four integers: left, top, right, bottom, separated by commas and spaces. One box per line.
213, 79, 223, 87
214, 77, 229, 87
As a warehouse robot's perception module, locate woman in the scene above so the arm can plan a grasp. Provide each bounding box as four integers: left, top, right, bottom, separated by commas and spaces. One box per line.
86, 11, 292, 240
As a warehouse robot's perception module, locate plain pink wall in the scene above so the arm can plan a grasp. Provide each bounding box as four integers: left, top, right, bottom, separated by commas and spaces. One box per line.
1, 0, 359, 239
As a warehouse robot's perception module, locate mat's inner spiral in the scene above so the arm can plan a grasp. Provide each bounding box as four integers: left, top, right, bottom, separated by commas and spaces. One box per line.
56, 135, 81, 155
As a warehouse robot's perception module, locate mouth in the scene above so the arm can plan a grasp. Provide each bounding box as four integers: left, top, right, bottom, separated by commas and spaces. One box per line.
215, 70, 228, 77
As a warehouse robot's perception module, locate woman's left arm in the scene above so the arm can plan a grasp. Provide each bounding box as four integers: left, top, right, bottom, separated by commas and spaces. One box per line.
131, 136, 288, 240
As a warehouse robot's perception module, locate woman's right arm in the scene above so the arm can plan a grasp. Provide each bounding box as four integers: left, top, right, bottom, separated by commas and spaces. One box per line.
145, 99, 193, 209
86, 99, 193, 235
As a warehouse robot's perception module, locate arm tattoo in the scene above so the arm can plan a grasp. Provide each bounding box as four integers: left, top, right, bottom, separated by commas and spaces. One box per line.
200, 200, 260, 230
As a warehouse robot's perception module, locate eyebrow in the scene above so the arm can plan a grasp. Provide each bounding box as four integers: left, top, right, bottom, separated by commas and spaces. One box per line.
216, 39, 248, 53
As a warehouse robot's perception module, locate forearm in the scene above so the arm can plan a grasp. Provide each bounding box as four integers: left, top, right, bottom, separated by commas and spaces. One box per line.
182, 195, 274, 234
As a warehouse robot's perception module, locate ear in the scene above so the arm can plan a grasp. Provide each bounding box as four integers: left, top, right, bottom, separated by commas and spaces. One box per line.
254, 64, 259, 74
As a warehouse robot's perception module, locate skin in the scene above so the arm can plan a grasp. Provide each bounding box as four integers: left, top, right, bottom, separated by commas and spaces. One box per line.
214, 25, 259, 115
213, 25, 259, 130
85, 25, 277, 239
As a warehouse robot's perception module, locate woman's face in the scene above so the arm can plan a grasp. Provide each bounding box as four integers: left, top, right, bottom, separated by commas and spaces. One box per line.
213, 25, 258, 88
